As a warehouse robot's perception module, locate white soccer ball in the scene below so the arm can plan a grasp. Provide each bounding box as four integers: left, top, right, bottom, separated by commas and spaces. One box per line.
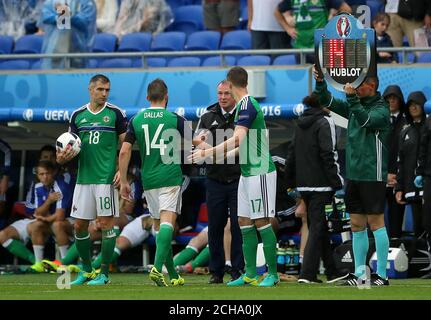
56, 132, 81, 155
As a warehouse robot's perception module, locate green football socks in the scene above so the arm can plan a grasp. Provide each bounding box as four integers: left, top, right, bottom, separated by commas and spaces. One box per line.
154, 223, 174, 272
240, 225, 258, 279
173, 246, 199, 266
191, 246, 210, 270
100, 228, 116, 276
60, 243, 79, 265
75, 231, 92, 273
257, 224, 277, 275
2, 239, 35, 264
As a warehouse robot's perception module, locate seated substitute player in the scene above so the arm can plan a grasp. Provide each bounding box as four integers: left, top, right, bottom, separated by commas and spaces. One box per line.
191, 67, 279, 287
0, 160, 73, 272
44, 173, 144, 273
119, 78, 198, 287
56, 74, 127, 285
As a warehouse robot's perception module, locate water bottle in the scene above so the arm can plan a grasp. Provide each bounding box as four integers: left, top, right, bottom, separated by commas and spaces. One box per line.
276, 242, 286, 273
325, 203, 334, 218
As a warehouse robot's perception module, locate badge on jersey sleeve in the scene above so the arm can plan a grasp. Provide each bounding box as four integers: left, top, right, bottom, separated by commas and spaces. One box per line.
314, 13, 376, 91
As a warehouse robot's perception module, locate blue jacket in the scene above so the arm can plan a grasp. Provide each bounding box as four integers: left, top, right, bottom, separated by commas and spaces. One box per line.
41, 0, 96, 69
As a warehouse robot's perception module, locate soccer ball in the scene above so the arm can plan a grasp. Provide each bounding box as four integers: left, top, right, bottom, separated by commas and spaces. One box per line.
56, 132, 81, 154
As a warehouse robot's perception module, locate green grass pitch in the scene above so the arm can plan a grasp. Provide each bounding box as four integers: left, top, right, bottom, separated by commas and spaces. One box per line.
0, 273, 430, 300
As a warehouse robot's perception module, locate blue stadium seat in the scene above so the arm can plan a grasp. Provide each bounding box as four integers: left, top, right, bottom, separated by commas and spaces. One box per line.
237, 55, 270, 66
366, 0, 384, 20
202, 56, 236, 67
92, 33, 117, 52
0, 60, 31, 70
220, 30, 251, 50
147, 57, 167, 67
13, 34, 43, 54
98, 58, 133, 68
0, 35, 14, 54
238, 5, 248, 30
167, 5, 203, 35
31, 60, 42, 69
167, 56, 201, 67
151, 32, 186, 51
273, 54, 296, 65
88, 33, 118, 68
118, 32, 152, 52
417, 52, 431, 63
185, 31, 221, 51
97, 33, 151, 69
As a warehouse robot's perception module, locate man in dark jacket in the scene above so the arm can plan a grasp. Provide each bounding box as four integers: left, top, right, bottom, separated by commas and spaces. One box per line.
413, 92, 431, 279
195, 80, 244, 284
395, 91, 426, 238
313, 65, 391, 286
285, 94, 346, 284
386, 0, 431, 47
382, 85, 406, 239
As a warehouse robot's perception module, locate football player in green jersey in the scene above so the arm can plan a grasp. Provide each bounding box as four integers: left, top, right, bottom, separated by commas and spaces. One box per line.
191, 67, 279, 287
119, 78, 189, 287
57, 74, 127, 285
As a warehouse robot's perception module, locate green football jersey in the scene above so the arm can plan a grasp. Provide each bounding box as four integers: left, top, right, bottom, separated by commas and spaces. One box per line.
126, 107, 184, 190
234, 95, 276, 177
292, 0, 328, 49
70, 103, 127, 184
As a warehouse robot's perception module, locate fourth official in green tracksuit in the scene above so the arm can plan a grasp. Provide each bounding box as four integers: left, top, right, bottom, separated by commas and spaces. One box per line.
313, 72, 391, 286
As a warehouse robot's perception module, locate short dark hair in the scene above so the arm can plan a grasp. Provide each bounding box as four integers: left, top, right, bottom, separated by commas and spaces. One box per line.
302, 93, 321, 109
365, 76, 379, 90
227, 67, 248, 88
36, 160, 56, 172
147, 78, 168, 102
40, 144, 56, 155
90, 74, 110, 85
373, 12, 390, 26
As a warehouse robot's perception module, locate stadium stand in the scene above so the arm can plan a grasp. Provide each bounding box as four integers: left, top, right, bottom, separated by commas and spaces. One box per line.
95, 32, 151, 68
147, 57, 167, 67
273, 54, 297, 65
185, 31, 221, 51
166, 5, 204, 35
220, 30, 251, 50
201, 55, 236, 67
237, 55, 271, 66
167, 56, 201, 67
13, 34, 43, 54
367, 0, 385, 20
0, 59, 31, 70
237, 5, 249, 30
0, 35, 14, 54
417, 52, 431, 63
87, 33, 118, 69
151, 31, 187, 52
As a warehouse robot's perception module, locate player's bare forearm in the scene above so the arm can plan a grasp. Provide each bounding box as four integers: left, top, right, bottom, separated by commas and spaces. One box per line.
34, 203, 51, 217
51, 209, 66, 222
118, 132, 126, 146
119, 142, 132, 184
213, 126, 247, 156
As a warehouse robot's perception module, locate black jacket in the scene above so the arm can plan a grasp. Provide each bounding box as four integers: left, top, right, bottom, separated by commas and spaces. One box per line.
383, 85, 407, 175
396, 0, 431, 21
396, 121, 424, 200
285, 108, 343, 192
197, 102, 241, 183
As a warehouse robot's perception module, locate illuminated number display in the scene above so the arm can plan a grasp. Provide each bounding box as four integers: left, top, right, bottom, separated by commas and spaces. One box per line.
323, 39, 367, 68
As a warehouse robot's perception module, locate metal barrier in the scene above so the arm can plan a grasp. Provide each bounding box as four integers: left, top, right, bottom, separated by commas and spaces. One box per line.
1, 47, 431, 68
